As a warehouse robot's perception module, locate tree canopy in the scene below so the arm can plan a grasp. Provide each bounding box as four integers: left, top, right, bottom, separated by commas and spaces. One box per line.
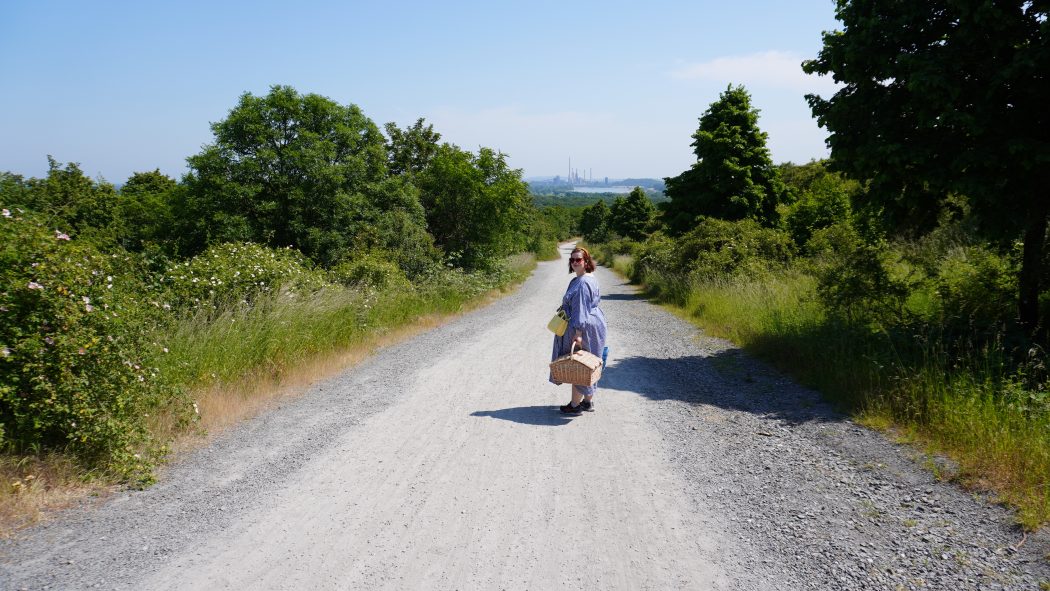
181, 85, 431, 267
610, 187, 657, 240
416, 145, 533, 269
579, 200, 611, 244
662, 85, 787, 234
803, 0, 1050, 331
385, 118, 442, 177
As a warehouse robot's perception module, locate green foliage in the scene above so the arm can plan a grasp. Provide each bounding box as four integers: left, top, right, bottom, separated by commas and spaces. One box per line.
329, 251, 412, 292
781, 170, 856, 246
676, 218, 794, 283
929, 246, 1017, 329
160, 242, 329, 315
579, 200, 611, 243
617, 227, 1050, 527
385, 118, 441, 177
627, 220, 793, 305
535, 205, 580, 241
116, 170, 179, 254
416, 145, 533, 270
520, 210, 562, 261
609, 187, 657, 240
804, 0, 1050, 331
807, 225, 912, 326
0, 209, 182, 479
182, 85, 432, 268
629, 232, 679, 292
2, 158, 121, 246
663, 85, 788, 233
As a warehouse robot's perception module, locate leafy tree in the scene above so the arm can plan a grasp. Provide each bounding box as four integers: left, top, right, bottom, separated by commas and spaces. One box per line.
777, 160, 834, 196
117, 170, 178, 253
416, 145, 532, 269
385, 118, 442, 176
579, 200, 611, 243
803, 0, 1050, 332
536, 205, 580, 242
780, 166, 857, 246
662, 85, 788, 234
610, 187, 657, 240
182, 85, 431, 268
0, 172, 30, 206
5, 158, 120, 244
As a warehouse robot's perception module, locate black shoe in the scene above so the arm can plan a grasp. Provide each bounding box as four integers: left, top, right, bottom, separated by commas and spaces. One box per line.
579, 400, 594, 412
560, 403, 583, 414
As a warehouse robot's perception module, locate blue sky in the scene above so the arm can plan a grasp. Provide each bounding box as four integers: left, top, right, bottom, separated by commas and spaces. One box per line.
1, 1, 841, 183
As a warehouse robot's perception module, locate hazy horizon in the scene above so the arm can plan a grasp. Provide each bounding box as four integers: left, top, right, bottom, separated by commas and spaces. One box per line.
2, 1, 840, 184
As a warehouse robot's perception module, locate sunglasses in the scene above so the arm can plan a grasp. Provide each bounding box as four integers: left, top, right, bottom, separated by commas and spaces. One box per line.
570, 257, 584, 264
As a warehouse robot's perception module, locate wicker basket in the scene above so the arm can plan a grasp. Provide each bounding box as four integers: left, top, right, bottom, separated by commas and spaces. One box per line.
550, 343, 603, 386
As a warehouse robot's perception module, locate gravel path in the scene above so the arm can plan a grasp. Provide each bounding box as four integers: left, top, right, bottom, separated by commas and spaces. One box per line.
1, 243, 1047, 590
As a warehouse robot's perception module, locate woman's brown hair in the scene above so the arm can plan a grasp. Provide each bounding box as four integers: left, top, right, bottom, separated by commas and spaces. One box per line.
568, 247, 596, 273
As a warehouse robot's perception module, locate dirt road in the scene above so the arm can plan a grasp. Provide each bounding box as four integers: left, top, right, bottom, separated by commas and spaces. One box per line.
2, 244, 1047, 590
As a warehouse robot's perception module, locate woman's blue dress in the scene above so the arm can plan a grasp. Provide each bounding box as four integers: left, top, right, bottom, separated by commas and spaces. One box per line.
550, 273, 607, 395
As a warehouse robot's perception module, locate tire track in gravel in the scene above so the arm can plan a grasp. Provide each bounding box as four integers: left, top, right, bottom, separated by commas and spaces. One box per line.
1, 243, 1048, 590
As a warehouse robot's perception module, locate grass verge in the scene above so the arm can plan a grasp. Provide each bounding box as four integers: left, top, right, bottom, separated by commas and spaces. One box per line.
606, 254, 1049, 530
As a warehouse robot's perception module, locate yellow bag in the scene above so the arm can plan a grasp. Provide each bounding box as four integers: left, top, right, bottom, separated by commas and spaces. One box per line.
547, 309, 568, 336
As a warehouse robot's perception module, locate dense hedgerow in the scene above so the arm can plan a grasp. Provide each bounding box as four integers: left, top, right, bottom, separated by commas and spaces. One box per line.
160, 242, 330, 315
328, 251, 413, 292
0, 208, 184, 480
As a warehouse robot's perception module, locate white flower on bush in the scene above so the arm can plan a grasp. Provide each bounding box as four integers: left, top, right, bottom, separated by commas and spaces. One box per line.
85, 304, 94, 312
2, 209, 10, 218
27, 281, 43, 290
1, 347, 10, 357
55, 231, 70, 241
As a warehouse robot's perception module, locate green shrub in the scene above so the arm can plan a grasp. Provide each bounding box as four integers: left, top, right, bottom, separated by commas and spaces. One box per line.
927, 246, 1016, 329
160, 242, 329, 314
329, 252, 413, 292
676, 217, 794, 282
781, 173, 854, 246
0, 208, 181, 479
807, 224, 911, 326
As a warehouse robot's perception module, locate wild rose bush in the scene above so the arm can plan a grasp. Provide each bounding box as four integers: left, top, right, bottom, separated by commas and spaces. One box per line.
159, 242, 329, 315
0, 208, 180, 480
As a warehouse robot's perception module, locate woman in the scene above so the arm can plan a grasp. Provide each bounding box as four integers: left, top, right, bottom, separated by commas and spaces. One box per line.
550, 246, 607, 414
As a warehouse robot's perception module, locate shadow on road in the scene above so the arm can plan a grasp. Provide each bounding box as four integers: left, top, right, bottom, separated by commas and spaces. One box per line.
600, 293, 646, 302
471, 406, 575, 426
598, 350, 841, 426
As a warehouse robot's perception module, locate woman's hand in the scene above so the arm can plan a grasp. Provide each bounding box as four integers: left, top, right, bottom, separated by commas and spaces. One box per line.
574, 334, 583, 348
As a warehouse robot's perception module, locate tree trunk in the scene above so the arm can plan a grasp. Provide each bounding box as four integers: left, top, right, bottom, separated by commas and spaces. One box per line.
1019, 203, 1049, 337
